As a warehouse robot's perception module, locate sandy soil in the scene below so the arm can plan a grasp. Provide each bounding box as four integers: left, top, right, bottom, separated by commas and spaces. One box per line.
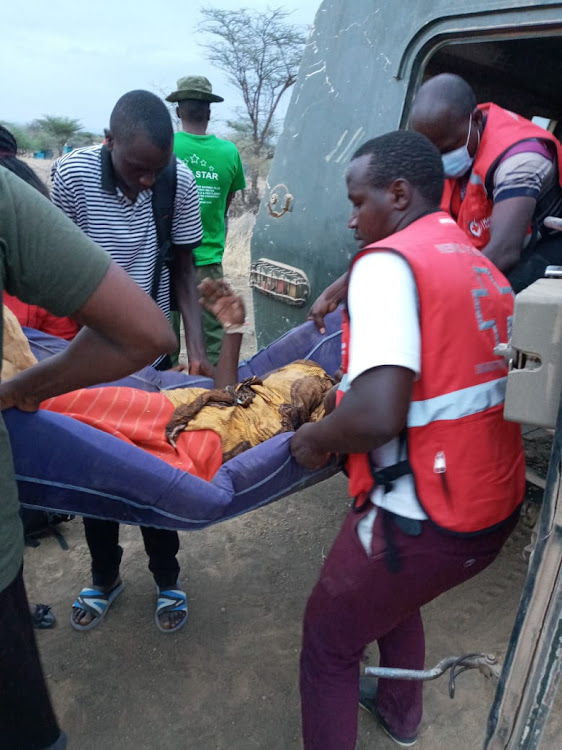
24, 479, 561, 750
22, 155, 53, 185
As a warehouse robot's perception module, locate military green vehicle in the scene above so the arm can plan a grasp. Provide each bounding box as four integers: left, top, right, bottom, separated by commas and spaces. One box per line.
250, 2, 562, 748
251, 0, 562, 347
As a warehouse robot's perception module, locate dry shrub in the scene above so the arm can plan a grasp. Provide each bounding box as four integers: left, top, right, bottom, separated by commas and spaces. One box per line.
223, 211, 256, 358
223, 211, 255, 278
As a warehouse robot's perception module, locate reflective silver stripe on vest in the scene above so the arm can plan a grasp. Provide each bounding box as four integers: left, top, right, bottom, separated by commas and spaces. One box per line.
338, 373, 350, 393
407, 377, 507, 428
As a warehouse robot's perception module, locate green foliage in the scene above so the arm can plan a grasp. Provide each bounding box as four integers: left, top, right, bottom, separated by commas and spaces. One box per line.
220, 117, 276, 214
1, 119, 100, 155
226, 117, 278, 152
69, 131, 102, 148
34, 115, 84, 156
27, 121, 56, 153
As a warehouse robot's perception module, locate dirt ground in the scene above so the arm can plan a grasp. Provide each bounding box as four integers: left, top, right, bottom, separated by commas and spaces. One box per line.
24, 474, 561, 750
19, 155, 562, 748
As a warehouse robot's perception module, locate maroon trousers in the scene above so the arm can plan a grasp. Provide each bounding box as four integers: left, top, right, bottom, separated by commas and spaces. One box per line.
300, 505, 518, 749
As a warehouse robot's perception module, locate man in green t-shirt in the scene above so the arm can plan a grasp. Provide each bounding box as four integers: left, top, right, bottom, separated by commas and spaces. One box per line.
0, 167, 176, 749
166, 75, 246, 364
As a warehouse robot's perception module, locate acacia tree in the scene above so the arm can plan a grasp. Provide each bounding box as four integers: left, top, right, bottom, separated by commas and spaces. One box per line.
199, 7, 307, 209
34, 115, 83, 155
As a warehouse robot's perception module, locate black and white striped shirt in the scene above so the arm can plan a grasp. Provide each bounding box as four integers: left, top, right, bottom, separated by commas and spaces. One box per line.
51, 144, 203, 319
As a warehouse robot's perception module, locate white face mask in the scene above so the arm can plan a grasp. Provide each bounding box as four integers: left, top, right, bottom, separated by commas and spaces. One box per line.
441, 114, 475, 179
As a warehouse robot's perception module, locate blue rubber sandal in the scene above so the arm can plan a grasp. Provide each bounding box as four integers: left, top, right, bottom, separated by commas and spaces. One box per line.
155, 587, 188, 633
31, 603, 57, 629
70, 583, 124, 632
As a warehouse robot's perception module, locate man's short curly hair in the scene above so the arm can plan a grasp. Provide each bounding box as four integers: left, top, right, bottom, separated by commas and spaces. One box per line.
109, 90, 173, 152
351, 130, 444, 207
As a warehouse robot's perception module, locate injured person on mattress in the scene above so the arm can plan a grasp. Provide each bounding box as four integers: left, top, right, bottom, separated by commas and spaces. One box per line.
4, 279, 336, 483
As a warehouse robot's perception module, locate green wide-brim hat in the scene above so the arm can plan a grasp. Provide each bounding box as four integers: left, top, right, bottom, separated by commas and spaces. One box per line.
165, 75, 224, 103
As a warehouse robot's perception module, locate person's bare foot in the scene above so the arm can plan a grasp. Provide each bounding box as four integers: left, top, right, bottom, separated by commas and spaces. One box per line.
157, 607, 186, 630
71, 577, 122, 628
155, 586, 188, 632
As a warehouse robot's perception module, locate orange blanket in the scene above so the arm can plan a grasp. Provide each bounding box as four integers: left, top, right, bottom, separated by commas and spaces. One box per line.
42, 387, 223, 481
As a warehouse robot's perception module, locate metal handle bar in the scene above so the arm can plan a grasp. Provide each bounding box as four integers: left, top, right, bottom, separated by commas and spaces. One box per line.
365, 653, 500, 699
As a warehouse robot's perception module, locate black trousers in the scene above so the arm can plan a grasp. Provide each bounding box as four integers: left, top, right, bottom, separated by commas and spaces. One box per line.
0, 568, 65, 750
507, 232, 562, 292
83, 518, 180, 590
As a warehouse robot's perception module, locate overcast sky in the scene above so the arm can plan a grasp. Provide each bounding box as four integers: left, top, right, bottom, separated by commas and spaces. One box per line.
2, 0, 319, 134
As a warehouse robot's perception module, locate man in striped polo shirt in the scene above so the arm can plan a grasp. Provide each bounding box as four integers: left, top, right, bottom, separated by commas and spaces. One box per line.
51, 90, 208, 633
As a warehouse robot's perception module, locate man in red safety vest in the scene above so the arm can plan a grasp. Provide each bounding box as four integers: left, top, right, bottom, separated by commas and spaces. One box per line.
411, 72, 562, 293
290, 129, 525, 750
307, 75, 562, 333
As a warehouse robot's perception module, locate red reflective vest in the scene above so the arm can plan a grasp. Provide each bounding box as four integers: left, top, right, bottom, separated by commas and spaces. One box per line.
339, 211, 525, 534
3, 293, 80, 341
441, 103, 562, 249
